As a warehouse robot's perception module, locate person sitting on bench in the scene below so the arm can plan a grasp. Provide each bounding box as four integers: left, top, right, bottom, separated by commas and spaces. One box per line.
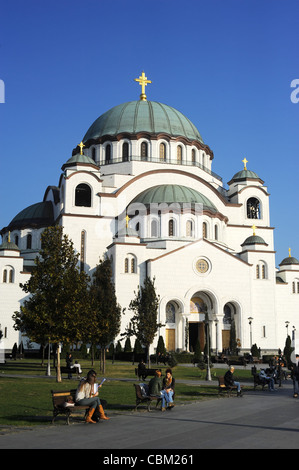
224, 366, 242, 396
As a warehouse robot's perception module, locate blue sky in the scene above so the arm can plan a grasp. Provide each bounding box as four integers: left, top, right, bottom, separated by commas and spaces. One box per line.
0, 0, 298, 265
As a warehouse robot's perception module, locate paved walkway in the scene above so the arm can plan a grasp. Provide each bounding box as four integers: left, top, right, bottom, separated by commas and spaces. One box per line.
0, 377, 298, 450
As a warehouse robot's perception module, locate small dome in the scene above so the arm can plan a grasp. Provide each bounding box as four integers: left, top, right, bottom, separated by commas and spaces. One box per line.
83, 101, 204, 143
130, 184, 217, 212
279, 256, 299, 266
7, 201, 54, 230
0, 240, 20, 251
62, 152, 96, 169
115, 226, 139, 238
241, 235, 267, 246
230, 169, 260, 182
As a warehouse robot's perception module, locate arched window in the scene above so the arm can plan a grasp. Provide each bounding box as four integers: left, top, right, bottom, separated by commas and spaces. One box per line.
177, 145, 182, 163
92, 147, 96, 161
256, 261, 267, 279
75, 184, 91, 207
124, 258, 129, 273
159, 143, 166, 161
256, 265, 260, 279
247, 197, 261, 219
166, 302, 176, 323
122, 142, 129, 162
203, 222, 207, 238
192, 149, 196, 164
105, 144, 111, 164
186, 220, 193, 237
14, 235, 19, 246
26, 234, 32, 249
124, 254, 137, 273
214, 225, 218, 240
2, 267, 14, 283
168, 219, 175, 237
151, 219, 158, 237
141, 142, 148, 160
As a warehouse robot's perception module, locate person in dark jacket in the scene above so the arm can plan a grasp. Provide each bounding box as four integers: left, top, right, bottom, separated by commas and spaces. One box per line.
149, 370, 163, 397
224, 366, 242, 396
290, 354, 299, 398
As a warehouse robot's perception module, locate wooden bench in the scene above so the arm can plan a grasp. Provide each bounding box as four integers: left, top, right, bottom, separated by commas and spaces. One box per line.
135, 368, 162, 380
133, 384, 162, 411
51, 389, 107, 425
217, 376, 239, 397
253, 374, 269, 390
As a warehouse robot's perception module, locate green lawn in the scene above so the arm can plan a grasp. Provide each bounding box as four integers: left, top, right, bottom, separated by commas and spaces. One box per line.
0, 359, 254, 427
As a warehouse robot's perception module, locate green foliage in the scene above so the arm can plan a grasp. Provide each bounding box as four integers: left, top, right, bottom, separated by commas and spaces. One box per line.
89, 256, 122, 348
229, 317, 237, 354
12, 226, 91, 346
251, 343, 260, 358
156, 335, 166, 355
133, 338, 144, 354
284, 335, 294, 367
123, 277, 161, 363
124, 337, 132, 353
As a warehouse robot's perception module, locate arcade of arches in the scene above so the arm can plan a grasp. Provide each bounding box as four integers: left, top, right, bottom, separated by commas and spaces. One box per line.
165, 297, 238, 353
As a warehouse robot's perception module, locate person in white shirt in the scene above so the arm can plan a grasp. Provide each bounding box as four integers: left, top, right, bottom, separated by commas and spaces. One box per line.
75, 369, 109, 423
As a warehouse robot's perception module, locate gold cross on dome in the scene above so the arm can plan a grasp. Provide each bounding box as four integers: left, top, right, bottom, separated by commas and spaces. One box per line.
79, 141, 85, 155
125, 214, 130, 228
242, 158, 248, 170
289, 247, 292, 257
252, 224, 256, 236
134, 71, 152, 101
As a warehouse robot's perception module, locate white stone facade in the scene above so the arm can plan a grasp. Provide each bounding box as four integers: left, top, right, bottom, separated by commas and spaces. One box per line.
1, 99, 299, 356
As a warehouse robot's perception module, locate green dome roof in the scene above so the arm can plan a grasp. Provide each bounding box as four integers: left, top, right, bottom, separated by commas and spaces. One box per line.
279, 256, 299, 266
63, 152, 96, 168
230, 169, 260, 181
8, 201, 54, 230
241, 235, 267, 246
130, 185, 217, 212
0, 240, 20, 251
83, 101, 204, 143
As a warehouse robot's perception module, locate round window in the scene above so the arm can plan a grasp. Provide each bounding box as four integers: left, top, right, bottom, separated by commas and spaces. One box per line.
195, 259, 209, 273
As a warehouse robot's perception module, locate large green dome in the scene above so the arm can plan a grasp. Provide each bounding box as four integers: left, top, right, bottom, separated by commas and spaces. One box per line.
130, 185, 217, 212
83, 101, 204, 143
7, 201, 54, 230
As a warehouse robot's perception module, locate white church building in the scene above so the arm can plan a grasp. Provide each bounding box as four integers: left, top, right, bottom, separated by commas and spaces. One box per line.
1, 72, 299, 356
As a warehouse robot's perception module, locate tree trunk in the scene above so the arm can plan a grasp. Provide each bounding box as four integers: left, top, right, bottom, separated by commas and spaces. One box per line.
46, 339, 51, 376
56, 346, 62, 382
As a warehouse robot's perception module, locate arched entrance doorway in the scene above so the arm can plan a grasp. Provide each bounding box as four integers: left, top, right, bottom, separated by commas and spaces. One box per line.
188, 296, 208, 352
222, 302, 239, 353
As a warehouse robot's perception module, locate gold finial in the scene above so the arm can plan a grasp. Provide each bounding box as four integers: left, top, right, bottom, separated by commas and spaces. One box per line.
134, 71, 152, 101
8, 231, 11, 243
79, 141, 85, 155
125, 214, 130, 228
252, 224, 256, 236
289, 247, 291, 257
242, 158, 248, 170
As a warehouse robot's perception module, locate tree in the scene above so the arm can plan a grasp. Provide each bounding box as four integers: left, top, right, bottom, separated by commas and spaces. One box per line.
284, 335, 294, 368
88, 256, 122, 373
123, 276, 161, 367
229, 317, 237, 354
13, 226, 90, 381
